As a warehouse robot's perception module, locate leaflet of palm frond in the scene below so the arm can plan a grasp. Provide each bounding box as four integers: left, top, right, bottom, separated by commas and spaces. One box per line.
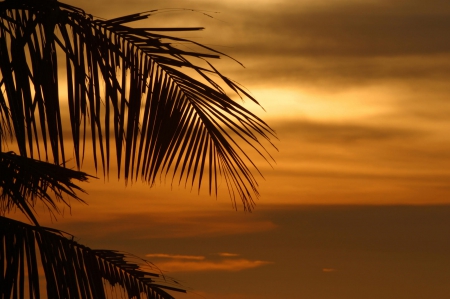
0, 1, 276, 210
0, 216, 185, 299
0, 151, 92, 225
0, 87, 13, 152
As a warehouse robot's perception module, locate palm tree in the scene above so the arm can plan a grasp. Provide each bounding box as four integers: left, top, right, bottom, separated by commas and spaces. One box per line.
0, 0, 275, 298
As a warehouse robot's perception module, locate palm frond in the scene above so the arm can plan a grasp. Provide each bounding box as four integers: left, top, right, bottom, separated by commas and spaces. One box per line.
0, 151, 92, 225
0, 216, 185, 299
0, 1, 275, 210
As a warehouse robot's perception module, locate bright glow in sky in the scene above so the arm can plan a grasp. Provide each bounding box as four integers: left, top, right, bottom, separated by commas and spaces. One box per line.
251, 86, 395, 121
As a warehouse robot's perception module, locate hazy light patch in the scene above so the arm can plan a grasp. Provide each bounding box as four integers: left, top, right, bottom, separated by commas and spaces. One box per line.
217, 252, 240, 257
156, 259, 272, 273
322, 268, 338, 272
250, 86, 394, 122
145, 253, 205, 260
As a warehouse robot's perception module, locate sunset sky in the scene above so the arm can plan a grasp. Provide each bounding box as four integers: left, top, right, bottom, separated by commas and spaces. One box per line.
7, 0, 450, 298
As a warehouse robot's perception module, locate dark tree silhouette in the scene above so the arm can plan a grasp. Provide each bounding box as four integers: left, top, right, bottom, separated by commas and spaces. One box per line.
0, 0, 275, 298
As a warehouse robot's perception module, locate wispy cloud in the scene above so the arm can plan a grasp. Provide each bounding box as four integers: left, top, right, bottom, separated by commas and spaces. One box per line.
322, 268, 338, 273
146, 252, 271, 273
145, 253, 205, 260
217, 252, 240, 257
156, 259, 272, 273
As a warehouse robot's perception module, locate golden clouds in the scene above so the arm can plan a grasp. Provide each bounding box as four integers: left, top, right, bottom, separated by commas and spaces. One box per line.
146, 252, 272, 273
254, 112, 450, 205
48, 0, 450, 208
145, 253, 205, 260
155, 259, 271, 272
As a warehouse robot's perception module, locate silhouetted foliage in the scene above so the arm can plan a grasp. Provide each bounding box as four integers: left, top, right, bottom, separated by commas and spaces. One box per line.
0, 0, 274, 298
1, 216, 186, 299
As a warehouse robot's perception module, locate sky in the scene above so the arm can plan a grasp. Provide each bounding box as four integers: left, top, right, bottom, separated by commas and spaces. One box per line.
6, 0, 450, 298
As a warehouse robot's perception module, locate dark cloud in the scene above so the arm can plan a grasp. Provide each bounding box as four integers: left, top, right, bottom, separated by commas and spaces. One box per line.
226, 55, 450, 88
60, 0, 450, 87
75, 0, 443, 90
233, 0, 450, 57
63, 0, 450, 58
271, 118, 450, 165
48, 210, 276, 241
214, 0, 450, 87
273, 120, 421, 143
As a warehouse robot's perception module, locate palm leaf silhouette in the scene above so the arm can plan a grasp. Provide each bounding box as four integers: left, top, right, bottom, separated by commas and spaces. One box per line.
0, 0, 275, 211
0, 216, 185, 299
0, 151, 92, 226
0, 1, 275, 298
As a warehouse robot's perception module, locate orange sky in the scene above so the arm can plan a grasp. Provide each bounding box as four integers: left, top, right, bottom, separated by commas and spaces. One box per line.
5, 0, 450, 298
48, 0, 450, 208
